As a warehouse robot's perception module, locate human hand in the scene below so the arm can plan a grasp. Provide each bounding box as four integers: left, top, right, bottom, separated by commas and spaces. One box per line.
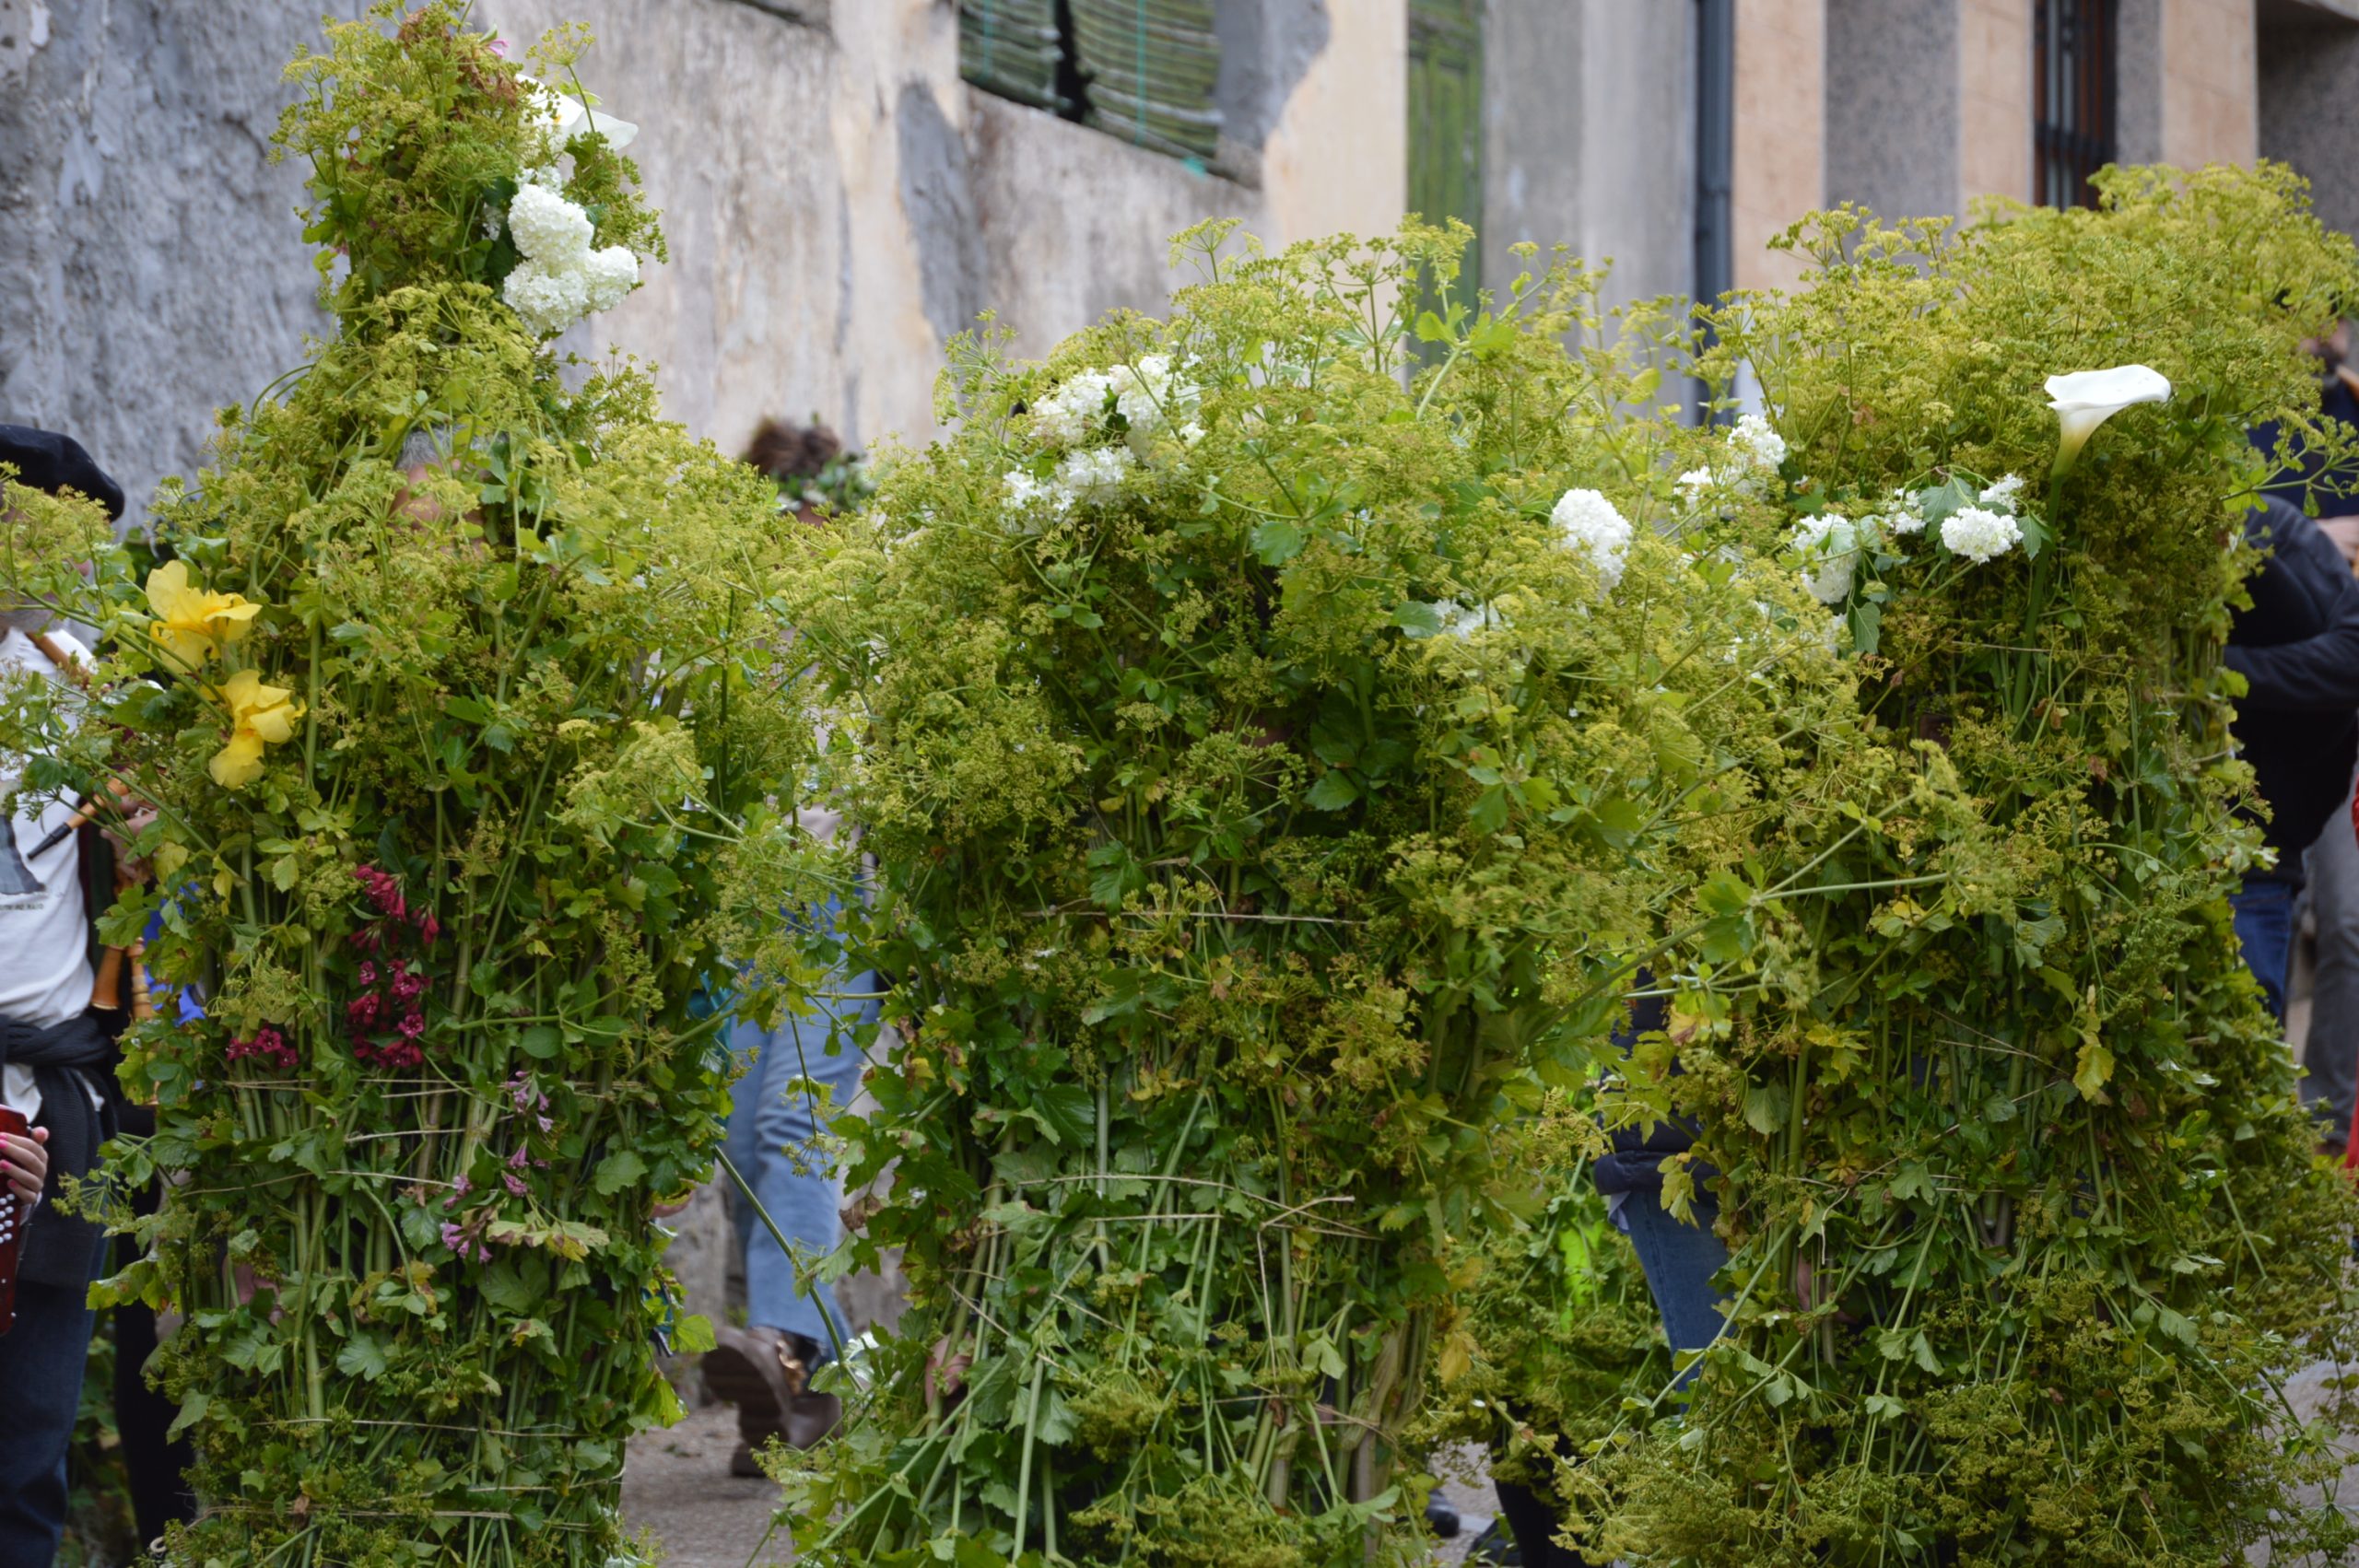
1, 1125, 50, 1209
2317, 514, 2359, 567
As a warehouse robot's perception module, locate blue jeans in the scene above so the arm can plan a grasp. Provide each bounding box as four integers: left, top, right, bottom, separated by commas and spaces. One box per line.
722, 928, 877, 1359
0, 1266, 101, 1562
2234, 872, 2298, 1024
1619, 1190, 1731, 1388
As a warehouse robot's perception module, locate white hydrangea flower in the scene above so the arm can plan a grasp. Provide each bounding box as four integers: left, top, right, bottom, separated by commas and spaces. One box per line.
1730, 413, 1788, 472
579, 245, 640, 313
1178, 420, 1206, 447
508, 182, 593, 267
502, 259, 592, 337
1884, 487, 1928, 535
1978, 473, 2025, 509
1433, 600, 1504, 638
1031, 371, 1114, 448
1549, 488, 1633, 593
1109, 354, 1194, 430
1055, 444, 1134, 505
1000, 471, 1074, 534
1790, 513, 1860, 606
1941, 504, 2024, 564
1674, 467, 1716, 508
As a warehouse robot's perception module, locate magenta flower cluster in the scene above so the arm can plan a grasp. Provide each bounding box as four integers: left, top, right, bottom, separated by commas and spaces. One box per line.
346, 864, 440, 1069
225, 1025, 299, 1072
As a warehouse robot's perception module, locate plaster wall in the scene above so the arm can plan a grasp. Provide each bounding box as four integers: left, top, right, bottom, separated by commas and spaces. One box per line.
1, 0, 1398, 529
1732, 0, 1824, 292
1825, 0, 1959, 221
2161, 0, 2259, 166
2259, 0, 2359, 240
1959, 0, 2033, 206
1478, 0, 1695, 315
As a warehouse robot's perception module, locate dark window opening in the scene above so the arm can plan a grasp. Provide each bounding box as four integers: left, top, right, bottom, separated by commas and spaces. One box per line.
2035, 0, 2117, 209
961, 0, 1223, 164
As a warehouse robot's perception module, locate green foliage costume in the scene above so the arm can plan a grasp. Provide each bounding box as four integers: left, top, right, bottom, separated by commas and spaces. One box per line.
0, 6, 815, 1562
1575, 168, 2359, 1566
768, 228, 1858, 1564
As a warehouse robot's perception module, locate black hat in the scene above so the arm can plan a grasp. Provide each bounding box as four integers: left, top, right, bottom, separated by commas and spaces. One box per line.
0, 424, 125, 520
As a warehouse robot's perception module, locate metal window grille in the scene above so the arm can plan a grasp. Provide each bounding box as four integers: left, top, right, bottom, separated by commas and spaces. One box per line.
960, 1, 1222, 163
2034, 0, 2117, 209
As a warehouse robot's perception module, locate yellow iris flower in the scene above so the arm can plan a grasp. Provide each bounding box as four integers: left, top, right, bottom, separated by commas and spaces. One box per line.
146, 559, 260, 670
209, 669, 303, 789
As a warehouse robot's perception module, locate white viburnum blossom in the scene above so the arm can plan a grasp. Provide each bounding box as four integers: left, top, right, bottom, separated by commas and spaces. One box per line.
1941, 504, 2024, 563
1055, 444, 1134, 505
580, 246, 640, 313
1000, 471, 1074, 534
508, 182, 594, 267
1434, 601, 1504, 638
1549, 488, 1634, 593
1978, 473, 2026, 509
1031, 371, 1113, 448
1730, 413, 1788, 472
502, 259, 593, 337
1674, 467, 1716, 507
1109, 354, 1198, 433
1790, 513, 1860, 606
1884, 487, 1929, 534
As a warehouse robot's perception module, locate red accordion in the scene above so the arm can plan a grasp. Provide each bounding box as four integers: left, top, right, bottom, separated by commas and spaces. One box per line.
0, 1104, 23, 1335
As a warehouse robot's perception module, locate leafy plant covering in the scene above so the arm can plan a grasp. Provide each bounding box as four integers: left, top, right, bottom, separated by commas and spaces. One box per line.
764, 225, 1862, 1565
0, 6, 815, 1563
1572, 166, 2359, 1566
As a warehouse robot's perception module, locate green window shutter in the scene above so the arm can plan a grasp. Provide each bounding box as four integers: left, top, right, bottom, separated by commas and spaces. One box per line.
1409, 0, 1484, 315
1070, 1, 1223, 162
962, 0, 1067, 114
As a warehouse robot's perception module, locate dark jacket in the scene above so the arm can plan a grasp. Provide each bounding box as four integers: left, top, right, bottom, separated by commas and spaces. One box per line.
2225, 496, 2359, 867
1590, 989, 1720, 1199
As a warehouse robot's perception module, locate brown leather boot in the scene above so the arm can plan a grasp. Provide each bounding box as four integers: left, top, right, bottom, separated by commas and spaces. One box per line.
704, 1327, 843, 1458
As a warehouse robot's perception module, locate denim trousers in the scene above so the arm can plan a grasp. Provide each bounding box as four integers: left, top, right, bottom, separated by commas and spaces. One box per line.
2305, 770, 2359, 1148
722, 925, 877, 1358
1619, 1189, 1731, 1387
0, 1251, 103, 1564
2233, 872, 2299, 1025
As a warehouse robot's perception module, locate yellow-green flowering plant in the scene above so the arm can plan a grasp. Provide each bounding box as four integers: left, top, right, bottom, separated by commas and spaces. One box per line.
0, 6, 818, 1564
1579, 165, 2359, 1567
761, 224, 1866, 1566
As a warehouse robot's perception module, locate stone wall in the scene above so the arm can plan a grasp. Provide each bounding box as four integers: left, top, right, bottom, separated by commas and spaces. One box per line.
2259, 0, 2359, 241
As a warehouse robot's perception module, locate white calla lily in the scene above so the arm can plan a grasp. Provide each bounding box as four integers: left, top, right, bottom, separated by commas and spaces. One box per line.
2045, 365, 2171, 471
538, 84, 639, 151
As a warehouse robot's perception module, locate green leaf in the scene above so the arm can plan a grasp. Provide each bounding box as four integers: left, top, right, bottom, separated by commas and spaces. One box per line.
672, 1314, 718, 1355
1028, 1082, 1096, 1147
520, 1024, 562, 1059
1306, 770, 1361, 811
1391, 600, 1444, 638
335, 1334, 390, 1381
593, 1149, 649, 1196
1250, 515, 1307, 566
1468, 786, 1510, 835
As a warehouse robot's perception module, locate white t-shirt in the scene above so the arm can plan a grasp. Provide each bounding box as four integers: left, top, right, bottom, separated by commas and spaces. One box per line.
0, 626, 95, 1124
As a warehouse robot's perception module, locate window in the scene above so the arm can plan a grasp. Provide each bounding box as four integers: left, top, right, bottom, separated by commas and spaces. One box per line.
961, 1, 1223, 164
2034, 0, 2117, 209
1407, 0, 1484, 327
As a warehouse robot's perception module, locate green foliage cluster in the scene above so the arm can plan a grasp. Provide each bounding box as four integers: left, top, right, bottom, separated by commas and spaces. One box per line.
1576, 165, 2359, 1566
0, 6, 816, 1563
764, 224, 1860, 1564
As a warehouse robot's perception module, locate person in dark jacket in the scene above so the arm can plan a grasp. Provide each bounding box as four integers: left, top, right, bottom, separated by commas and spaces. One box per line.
0, 424, 133, 1563
2224, 493, 2359, 1021
2251, 322, 2359, 1150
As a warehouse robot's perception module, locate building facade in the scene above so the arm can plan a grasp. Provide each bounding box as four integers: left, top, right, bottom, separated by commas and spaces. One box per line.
7, 0, 2355, 527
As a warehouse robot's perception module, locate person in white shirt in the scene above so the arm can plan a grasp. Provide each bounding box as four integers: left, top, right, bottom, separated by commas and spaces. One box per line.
0, 424, 128, 1565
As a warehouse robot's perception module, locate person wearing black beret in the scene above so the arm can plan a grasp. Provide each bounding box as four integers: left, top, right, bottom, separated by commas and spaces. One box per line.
0, 424, 125, 522
0, 423, 137, 1562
